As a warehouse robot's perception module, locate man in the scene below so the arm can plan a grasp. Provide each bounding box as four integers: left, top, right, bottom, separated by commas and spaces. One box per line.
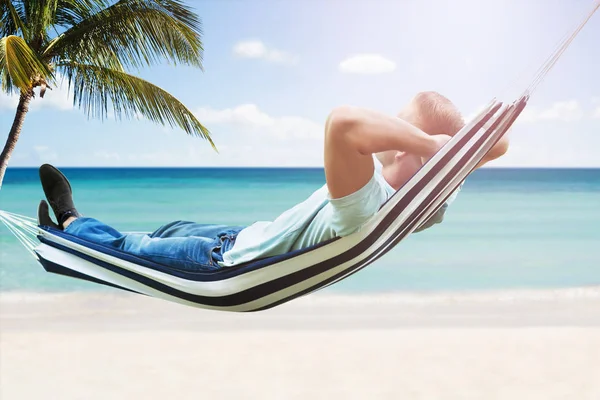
38, 91, 509, 271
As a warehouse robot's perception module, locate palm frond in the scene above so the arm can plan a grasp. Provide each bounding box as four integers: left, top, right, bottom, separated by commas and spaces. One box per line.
0, 0, 28, 38
0, 35, 53, 93
54, 0, 110, 29
59, 62, 215, 149
22, 0, 60, 47
45, 0, 203, 70
150, 0, 202, 31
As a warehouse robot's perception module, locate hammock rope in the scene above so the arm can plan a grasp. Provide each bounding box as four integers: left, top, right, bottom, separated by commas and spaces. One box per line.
0, 210, 39, 255
525, 0, 600, 96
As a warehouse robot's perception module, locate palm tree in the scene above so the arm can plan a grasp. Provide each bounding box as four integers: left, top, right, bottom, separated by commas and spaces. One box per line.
0, 0, 214, 187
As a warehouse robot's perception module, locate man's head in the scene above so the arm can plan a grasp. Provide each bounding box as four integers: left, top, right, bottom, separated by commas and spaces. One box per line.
399, 91, 465, 136
377, 91, 465, 167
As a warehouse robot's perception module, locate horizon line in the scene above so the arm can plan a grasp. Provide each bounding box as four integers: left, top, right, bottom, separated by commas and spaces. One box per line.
6, 165, 600, 169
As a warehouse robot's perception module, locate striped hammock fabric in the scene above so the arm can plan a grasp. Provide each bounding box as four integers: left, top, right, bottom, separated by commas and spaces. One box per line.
12, 97, 524, 312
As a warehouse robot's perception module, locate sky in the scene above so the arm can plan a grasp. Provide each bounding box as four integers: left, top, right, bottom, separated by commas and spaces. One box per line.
1, 0, 599, 168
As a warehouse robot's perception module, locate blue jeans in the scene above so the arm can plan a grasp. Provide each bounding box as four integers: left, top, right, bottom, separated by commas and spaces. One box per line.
64, 218, 246, 271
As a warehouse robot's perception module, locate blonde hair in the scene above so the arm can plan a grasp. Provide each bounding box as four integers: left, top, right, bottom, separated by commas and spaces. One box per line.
411, 91, 465, 135
376, 92, 465, 167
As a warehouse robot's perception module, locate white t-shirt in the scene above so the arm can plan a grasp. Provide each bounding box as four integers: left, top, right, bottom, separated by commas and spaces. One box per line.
221, 157, 461, 266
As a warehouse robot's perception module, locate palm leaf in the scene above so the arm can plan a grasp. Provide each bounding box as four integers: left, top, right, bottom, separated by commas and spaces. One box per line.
0, 0, 28, 38
54, 0, 110, 29
0, 35, 53, 93
59, 62, 215, 149
45, 0, 203, 70
23, 0, 63, 43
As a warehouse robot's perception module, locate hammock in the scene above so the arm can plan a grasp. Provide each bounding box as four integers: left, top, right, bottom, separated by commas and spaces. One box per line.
0, 99, 525, 312
1, 1, 598, 312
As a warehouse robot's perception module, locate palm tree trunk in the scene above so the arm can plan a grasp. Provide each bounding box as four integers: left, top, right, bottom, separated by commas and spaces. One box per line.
0, 90, 34, 189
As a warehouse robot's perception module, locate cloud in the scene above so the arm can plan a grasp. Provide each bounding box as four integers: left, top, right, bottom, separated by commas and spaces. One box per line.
466, 100, 587, 125
0, 93, 19, 109
339, 54, 396, 74
483, 127, 600, 168
92, 141, 324, 168
33, 145, 58, 162
519, 100, 584, 123
592, 106, 600, 119
0, 76, 74, 112
93, 151, 121, 161
195, 104, 323, 140
232, 40, 298, 65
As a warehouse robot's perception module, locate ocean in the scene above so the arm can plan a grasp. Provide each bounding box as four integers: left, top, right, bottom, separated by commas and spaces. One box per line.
1, 167, 599, 294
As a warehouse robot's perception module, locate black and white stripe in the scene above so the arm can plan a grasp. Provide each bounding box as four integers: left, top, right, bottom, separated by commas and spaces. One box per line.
34, 96, 528, 312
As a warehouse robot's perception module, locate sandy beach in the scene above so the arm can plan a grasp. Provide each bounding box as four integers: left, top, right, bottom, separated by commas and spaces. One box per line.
1, 288, 600, 400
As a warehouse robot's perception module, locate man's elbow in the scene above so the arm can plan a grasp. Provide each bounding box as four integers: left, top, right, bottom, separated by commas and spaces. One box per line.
493, 135, 510, 157
326, 106, 360, 137
478, 136, 509, 168
486, 135, 510, 161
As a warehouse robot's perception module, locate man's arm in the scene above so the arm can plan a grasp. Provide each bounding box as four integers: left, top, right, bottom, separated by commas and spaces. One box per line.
324, 106, 448, 199
326, 106, 445, 158
476, 135, 510, 168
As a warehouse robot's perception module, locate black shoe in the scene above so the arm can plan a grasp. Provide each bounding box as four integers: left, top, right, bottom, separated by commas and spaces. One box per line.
39, 164, 80, 228
37, 200, 60, 229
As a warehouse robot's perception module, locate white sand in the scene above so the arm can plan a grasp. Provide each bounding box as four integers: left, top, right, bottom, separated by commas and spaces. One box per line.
1, 289, 600, 400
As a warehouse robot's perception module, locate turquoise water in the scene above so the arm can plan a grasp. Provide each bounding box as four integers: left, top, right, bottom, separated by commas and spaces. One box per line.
1, 167, 599, 293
